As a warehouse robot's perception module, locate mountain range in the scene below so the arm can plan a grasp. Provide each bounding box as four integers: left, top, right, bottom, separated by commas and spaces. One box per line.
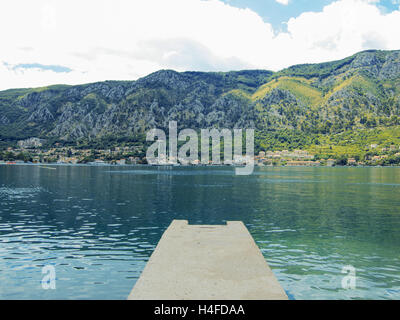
1, 49, 400, 156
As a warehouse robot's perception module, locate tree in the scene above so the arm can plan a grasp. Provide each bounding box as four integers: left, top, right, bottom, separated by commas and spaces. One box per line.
335, 156, 348, 166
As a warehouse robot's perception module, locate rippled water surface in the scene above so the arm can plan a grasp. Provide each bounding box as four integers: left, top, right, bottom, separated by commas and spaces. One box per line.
0, 165, 399, 299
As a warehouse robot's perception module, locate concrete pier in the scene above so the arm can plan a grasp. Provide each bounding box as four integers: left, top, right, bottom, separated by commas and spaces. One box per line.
128, 220, 288, 300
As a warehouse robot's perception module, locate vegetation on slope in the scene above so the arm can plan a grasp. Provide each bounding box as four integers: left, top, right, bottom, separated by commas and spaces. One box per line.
0, 49, 400, 162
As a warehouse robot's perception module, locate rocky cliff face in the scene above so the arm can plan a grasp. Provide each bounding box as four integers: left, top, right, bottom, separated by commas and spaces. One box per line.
0, 50, 399, 145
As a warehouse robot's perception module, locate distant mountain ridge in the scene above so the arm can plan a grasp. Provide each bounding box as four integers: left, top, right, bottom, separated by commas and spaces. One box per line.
1, 49, 400, 150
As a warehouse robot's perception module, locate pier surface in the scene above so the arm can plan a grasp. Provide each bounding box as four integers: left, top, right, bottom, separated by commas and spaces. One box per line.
128, 220, 288, 300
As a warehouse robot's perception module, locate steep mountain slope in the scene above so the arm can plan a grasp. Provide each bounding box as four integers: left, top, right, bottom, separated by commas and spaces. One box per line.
0, 49, 399, 150
251, 50, 400, 133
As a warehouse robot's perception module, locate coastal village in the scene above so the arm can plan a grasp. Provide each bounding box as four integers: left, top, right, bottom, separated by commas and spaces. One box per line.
1, 137, 400, 167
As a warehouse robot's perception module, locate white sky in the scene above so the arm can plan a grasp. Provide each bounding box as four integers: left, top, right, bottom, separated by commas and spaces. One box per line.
0, 0, 399, 90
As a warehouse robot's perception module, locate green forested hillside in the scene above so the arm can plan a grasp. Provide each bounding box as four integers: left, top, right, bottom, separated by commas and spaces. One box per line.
1, 49, 400, 158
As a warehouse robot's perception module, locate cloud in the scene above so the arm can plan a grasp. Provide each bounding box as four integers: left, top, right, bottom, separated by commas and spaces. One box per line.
0, 0, 399, 90
133, 38, 253, 71
275, 0, 290, 5
276, 0, 400, 66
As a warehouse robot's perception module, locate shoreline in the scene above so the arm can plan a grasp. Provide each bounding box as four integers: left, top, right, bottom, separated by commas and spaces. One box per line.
1, 162, 400, 168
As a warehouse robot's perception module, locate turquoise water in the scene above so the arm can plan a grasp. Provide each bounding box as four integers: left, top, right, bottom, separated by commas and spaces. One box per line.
0, 165, 399, 299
